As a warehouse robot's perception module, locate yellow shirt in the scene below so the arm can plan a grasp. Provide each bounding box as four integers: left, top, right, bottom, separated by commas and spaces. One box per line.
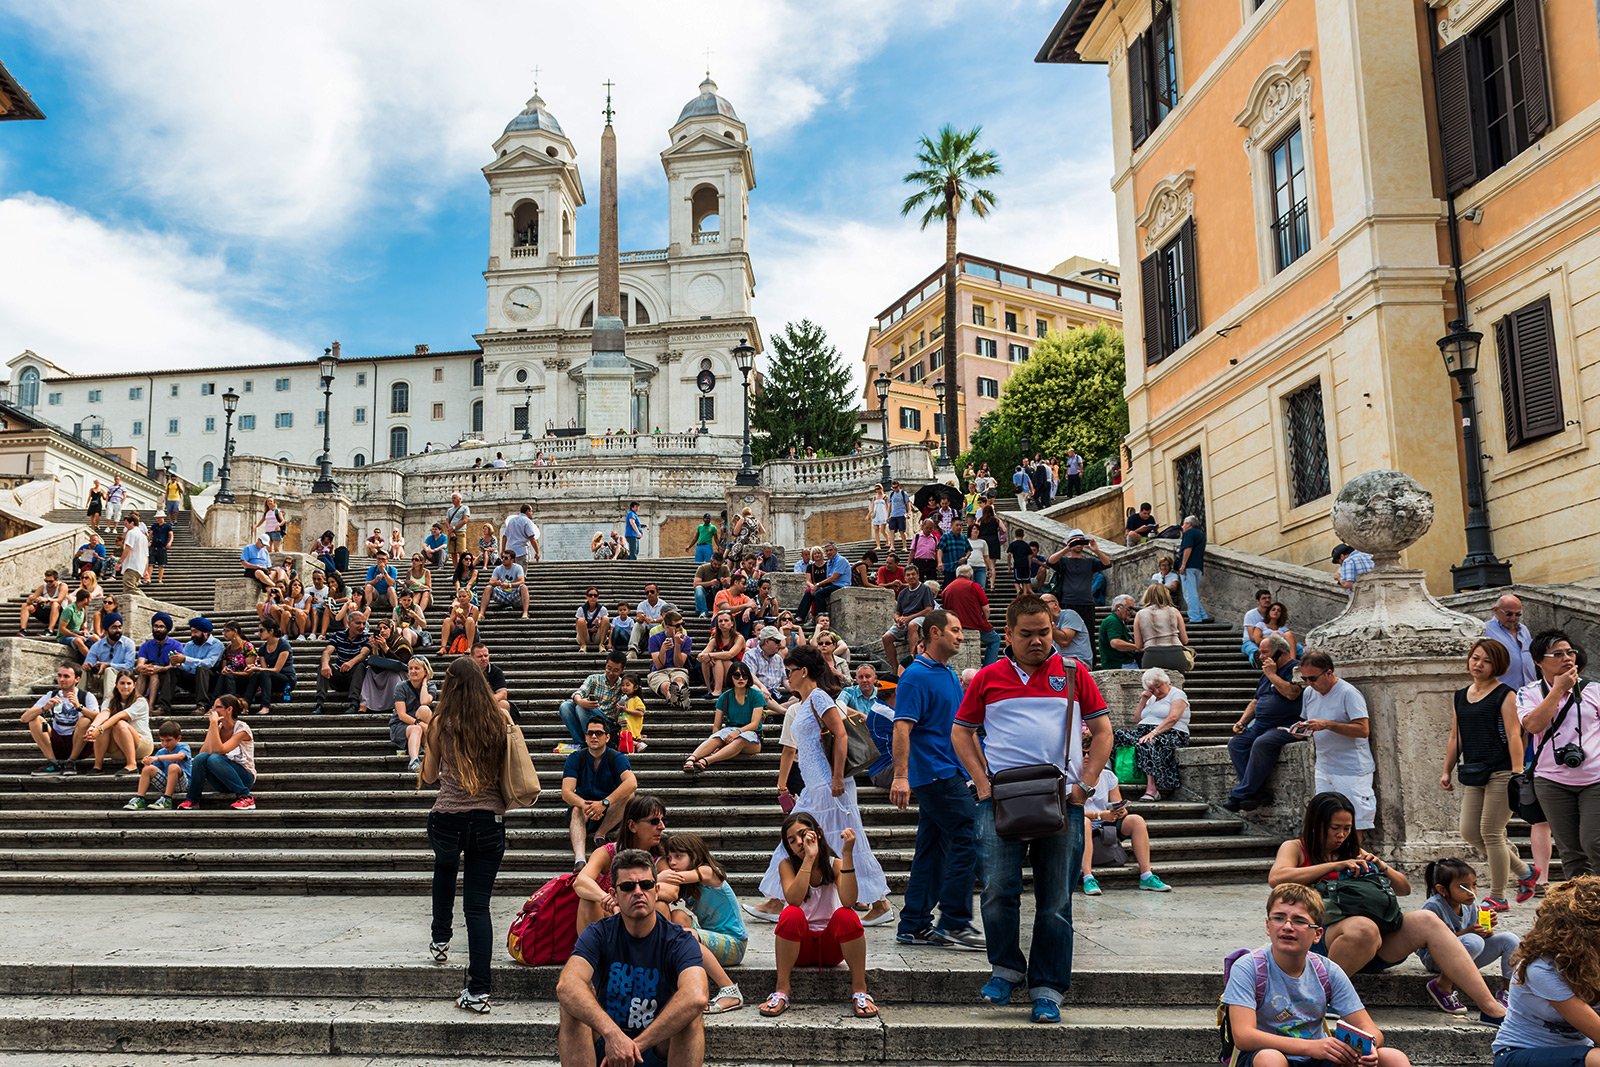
621, 695, 646, 737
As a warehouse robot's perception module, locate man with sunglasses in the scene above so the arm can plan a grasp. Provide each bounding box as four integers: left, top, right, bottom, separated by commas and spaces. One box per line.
629, 585, 677, 659
558, 848, 707, 1067
561, 717, 637, 868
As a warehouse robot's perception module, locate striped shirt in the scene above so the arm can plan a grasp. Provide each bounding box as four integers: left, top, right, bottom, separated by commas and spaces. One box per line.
956, 654, 1107, 783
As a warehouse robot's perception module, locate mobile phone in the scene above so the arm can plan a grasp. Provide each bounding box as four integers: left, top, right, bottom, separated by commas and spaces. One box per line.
1109, 799, 1128, 812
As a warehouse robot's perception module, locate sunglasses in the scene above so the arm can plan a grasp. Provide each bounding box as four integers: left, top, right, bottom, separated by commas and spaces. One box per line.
614, 879, 656, 894
585, 730, 608, 737
638, 816, 666, 826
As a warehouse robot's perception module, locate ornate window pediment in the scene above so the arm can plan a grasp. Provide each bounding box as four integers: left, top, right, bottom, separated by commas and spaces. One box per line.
1235, 51, 1313, 150
1137, 170, 1195, 254
1430, 0, 1499, 43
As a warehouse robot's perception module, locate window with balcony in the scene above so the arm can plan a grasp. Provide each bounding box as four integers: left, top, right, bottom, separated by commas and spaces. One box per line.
1004, 311, 1018, 333
1435, 0, 1551, 194
1036, 318, 1048, 338
972, 306, 987, 326
1268, 127, 1310, 272
977, 377, 1000, 399
1129, 0, 1180, 149
909, 363, 924, 382
1494, 295, 1563, 449
929, 350, 943, 371
899, 407, 922, 431
1139, 218, 1199, 365
1284, 380, 1330, 506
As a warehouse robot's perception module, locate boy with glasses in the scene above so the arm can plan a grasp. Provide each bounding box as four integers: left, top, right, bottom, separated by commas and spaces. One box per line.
1223, 883, 1411, 1066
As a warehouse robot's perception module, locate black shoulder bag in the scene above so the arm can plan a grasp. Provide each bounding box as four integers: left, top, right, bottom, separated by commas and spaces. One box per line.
1507, 682, 1583, 826
989, 659, 1076, 842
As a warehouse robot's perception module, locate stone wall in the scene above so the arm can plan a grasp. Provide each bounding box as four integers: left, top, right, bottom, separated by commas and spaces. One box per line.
0, 523, 81, 601
1444, 584, 1600, 679
1039, 484, 1128, 543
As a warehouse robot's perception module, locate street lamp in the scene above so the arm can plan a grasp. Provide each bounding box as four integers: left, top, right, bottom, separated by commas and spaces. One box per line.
1437, 319, 1512, 591
311, 346, 339, 494
522, 385, 533, 441
161, 452, 173, 476
218, 387, 239, 504
874, 371, 892, 489
932, 377, 950, 468
732, 338, 759, 486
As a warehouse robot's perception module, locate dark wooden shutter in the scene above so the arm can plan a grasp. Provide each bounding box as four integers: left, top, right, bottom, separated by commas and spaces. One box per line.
1513, 0, 1552, 138
1129, 33, 1150, 150
1178, 218, 1200, 344
1434, 36, 1482, 195
1140, 252, 1164, 366
1494, 315, 1522, 449
1511, 298, 1563, 440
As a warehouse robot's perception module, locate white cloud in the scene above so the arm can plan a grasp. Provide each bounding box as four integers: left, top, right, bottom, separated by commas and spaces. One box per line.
0, 194, 304, 373
11, 0, 925, 244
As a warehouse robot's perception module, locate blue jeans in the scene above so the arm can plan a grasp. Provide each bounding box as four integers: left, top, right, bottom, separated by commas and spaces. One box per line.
694, 544, 712, 564
1228, 723, 1304, 801
898, 776, 977, 937
1241, 639, 1260, 663
975, 797, 1083, 1004
1180, 568, 1209, 622
979, 630, 1001, 666
557, 700, 588, 745
971, 565, 987, 589
1494, 1048, 1592, 1067
626, 535, 639, 560
187, 751, 255, 802
428, 809, 506, 996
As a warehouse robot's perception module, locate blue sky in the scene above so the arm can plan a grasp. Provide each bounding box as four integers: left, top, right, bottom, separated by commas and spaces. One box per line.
0, 1, 1115, 389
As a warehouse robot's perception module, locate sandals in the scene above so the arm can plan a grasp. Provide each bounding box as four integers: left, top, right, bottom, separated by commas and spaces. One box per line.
681, 758, 708, 776
758, 991, 790, 1017
1139, 792, 1159, 802
705, 984, 743, 1014
852, 991, 879, 1018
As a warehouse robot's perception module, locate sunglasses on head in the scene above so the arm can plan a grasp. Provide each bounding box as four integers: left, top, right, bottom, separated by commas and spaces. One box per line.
615, 879, 656, 894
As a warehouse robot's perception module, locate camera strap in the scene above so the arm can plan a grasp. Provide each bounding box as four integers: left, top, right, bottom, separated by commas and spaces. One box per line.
1533, 680, 1584, 761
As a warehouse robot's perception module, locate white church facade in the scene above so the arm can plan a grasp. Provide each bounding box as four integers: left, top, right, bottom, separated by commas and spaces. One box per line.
2, 78, 761, 482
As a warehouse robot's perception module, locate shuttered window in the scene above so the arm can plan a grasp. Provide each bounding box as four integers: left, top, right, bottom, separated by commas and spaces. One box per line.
1434, 0, 1551, 195
1139, 218, 1200, 366
1493, 296, 1563, 450
1128, 0, 1178, 150
1284, 381, 1331, 506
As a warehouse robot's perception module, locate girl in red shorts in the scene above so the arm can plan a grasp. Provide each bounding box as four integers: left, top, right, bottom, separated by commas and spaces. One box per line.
758, 811, 877, 1019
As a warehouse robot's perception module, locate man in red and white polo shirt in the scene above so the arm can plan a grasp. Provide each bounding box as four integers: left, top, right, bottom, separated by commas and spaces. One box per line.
952, 593, 1114, 1024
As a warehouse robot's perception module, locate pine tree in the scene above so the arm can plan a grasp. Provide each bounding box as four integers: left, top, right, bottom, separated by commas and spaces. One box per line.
750, 320, 862, 462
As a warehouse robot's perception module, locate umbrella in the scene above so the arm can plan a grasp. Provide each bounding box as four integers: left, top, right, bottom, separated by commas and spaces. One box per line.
912, 482, 963, 513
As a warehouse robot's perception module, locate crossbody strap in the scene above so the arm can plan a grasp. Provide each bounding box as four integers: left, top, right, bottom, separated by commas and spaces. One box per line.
1533, 681, 1584, 764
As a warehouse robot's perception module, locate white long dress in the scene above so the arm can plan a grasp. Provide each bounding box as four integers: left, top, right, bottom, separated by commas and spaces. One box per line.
759, 689, 889, 901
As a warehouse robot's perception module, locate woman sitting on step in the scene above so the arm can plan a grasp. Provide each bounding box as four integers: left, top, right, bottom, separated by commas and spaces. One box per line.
179, 694, 256, 811
1268, 791, 1509, 1026
1112, 667, 1191, 800
683, 660, 766, 775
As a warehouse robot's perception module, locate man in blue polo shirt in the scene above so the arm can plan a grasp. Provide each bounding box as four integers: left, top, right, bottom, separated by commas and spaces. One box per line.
561, 716, 638, 865
891, 608, 983, 951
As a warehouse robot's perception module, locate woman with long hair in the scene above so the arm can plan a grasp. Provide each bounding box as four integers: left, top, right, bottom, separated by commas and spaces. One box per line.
868, 488, 889, 550
85, 671, 153, 774
697, 611, 746, 699
684, 660, 766, 773
453, 551, 480, 595
405, 554, 434, 614
1268, 791, 1507, 1025
440, 586, 480, 656
180, 694, 255, 811
392, 656, 436, 772
1492, 876, 1600, 1066
420, 656, 511, 1014
1441, 638, 1538, 909
747, 645, 891, 926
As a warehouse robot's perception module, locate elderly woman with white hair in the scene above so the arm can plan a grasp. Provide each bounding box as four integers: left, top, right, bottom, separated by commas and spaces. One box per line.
1114, 668, 1192, 800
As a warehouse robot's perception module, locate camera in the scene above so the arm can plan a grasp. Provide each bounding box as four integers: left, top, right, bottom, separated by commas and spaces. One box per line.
1554, 744, 1587, 769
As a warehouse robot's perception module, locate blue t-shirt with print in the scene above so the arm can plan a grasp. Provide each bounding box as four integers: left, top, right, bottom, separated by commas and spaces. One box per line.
571, 914, 704, 1040
1222, 949, 1363, 1047
154, 741, 193, 778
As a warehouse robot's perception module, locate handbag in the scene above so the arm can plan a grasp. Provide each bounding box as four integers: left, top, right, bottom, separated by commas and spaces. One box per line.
1321, 870, 1404, 933
1113, 744, 1143, 787
1508, 684, 1583, 824
807, 696, 876, 778
1090, 820, 1127, 867
989, 661, 1076, 841
1456, 761, 1495, 787
500, 723, 541, 809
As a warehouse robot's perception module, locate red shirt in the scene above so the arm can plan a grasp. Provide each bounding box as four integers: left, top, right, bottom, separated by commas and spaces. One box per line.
939, 576, 992, 633
877, 564, 907, 588
956, 655, 1107, 781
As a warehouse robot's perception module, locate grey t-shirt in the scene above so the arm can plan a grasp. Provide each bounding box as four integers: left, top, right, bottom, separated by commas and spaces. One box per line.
1056, 609, 1094, 665
894, 583, 935, 617
1304, 679, 1373, 776
1493, 958, 1598, 1053
1222, 950, 1363, 1044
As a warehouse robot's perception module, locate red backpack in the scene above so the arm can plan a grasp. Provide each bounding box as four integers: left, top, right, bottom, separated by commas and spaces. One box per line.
506, 873, 582, 966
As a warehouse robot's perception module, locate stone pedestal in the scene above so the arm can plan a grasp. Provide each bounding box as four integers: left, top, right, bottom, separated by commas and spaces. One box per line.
829, 586, 893, 655
0, 637, 71, 693
1179, 743, 1315, 838
196, 502, 253, 550
771, 573, 807, 616
300, 495, 351, 553
1307, 471, 1482, 866
214, 578, 263, 615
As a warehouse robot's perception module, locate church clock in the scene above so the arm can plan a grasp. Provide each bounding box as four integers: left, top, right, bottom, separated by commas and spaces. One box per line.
503, 286, 541, 323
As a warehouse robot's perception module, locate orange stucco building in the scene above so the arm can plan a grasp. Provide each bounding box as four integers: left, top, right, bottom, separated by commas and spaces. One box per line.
1040, 0, 1600, 589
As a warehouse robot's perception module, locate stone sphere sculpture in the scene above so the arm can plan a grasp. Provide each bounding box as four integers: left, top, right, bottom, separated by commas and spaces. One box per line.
1330, 470, 1434, 564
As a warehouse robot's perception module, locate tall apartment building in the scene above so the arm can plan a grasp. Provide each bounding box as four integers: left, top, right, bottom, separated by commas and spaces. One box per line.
1039, 0, 1600, 588
860, 253, 1122, 452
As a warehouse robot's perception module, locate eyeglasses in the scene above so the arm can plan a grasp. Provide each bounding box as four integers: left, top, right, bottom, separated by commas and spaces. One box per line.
1542, 649, 1578, 660
1300, 671, 1324, 683
639, 816, 666, 826
784, 666, 804, 675
1266, 913, 1320, 930
614, 879, 656, 894
584, 730, 608, 737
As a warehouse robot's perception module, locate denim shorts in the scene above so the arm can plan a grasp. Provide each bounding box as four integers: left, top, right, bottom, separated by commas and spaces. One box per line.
1494, 1047, 1592, 1067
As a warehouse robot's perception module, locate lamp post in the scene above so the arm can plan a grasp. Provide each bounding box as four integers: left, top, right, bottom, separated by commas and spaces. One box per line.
874, 372, 891, 489
217, 388, 239, 504
1438, 319, 1512, 591
311, 346, 339, 494
732, 338, 759, 486
932, 377, 950, 469
161, 452, 173, 477
522, 385, 533, 441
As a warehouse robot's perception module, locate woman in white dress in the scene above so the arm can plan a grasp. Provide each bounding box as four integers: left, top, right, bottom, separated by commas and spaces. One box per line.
868, 489, 889, 550
743, 644, 893, 926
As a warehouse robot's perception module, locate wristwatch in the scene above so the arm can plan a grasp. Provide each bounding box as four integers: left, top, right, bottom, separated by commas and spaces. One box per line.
601, 799, 610, 810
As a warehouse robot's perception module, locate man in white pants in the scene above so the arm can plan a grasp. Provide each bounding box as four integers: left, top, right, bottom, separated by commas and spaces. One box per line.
1297, 650, 1376, 833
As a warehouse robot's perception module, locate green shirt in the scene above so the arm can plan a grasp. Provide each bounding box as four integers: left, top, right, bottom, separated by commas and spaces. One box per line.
1099, 612, 1136, 669
57, 603, 85, 637
695, 523, 718, 546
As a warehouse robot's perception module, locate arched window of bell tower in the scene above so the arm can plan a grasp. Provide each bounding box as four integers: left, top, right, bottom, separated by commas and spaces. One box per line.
690, 185, 721, 245
512, 201, 539, 256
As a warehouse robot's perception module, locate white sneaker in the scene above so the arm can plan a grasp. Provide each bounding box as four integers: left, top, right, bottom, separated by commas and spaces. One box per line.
456, 988, 490, 1013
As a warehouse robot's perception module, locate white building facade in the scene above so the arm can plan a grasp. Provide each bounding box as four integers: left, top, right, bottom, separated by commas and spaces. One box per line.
1, 78, 760, 482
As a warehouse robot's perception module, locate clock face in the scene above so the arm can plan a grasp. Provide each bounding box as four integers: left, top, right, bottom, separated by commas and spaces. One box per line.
503, 286, 541, 323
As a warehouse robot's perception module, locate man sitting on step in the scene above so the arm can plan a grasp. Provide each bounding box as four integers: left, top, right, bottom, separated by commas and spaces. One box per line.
485, 550, 529, 619
648, 611, 694, 709
468, 641, 514, 719
559, 652, 626, 748
629, 584, 678, 658
561, 715, 637, 868
167, 617, 222, 711
314, 614, 370, 715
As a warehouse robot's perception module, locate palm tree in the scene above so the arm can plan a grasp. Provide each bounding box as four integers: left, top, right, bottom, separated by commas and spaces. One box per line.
901, 124, 1001, 459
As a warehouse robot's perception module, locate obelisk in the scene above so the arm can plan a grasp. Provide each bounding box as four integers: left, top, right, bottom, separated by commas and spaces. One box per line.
584, 80, 634, 432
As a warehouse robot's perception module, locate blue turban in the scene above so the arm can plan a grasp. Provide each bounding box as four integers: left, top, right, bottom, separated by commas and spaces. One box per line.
152, 612, 173, 630
188, 616, 214, 634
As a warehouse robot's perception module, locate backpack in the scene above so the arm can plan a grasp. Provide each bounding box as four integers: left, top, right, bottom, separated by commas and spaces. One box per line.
506, 872, 582, 966
1216, 947, 1332, 1066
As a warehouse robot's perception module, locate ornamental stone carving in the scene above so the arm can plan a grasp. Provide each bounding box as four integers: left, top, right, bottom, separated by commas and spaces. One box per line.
542, 358, 570, 372
1330, 469, 1434, 567
1137, 171, 1195, 253
1236, 51, 1313, 149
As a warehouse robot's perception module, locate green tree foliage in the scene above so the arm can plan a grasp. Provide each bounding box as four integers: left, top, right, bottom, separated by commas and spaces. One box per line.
900, 124, 1001, 458
750, 320, 862, 462
957, 325, 1128, 489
